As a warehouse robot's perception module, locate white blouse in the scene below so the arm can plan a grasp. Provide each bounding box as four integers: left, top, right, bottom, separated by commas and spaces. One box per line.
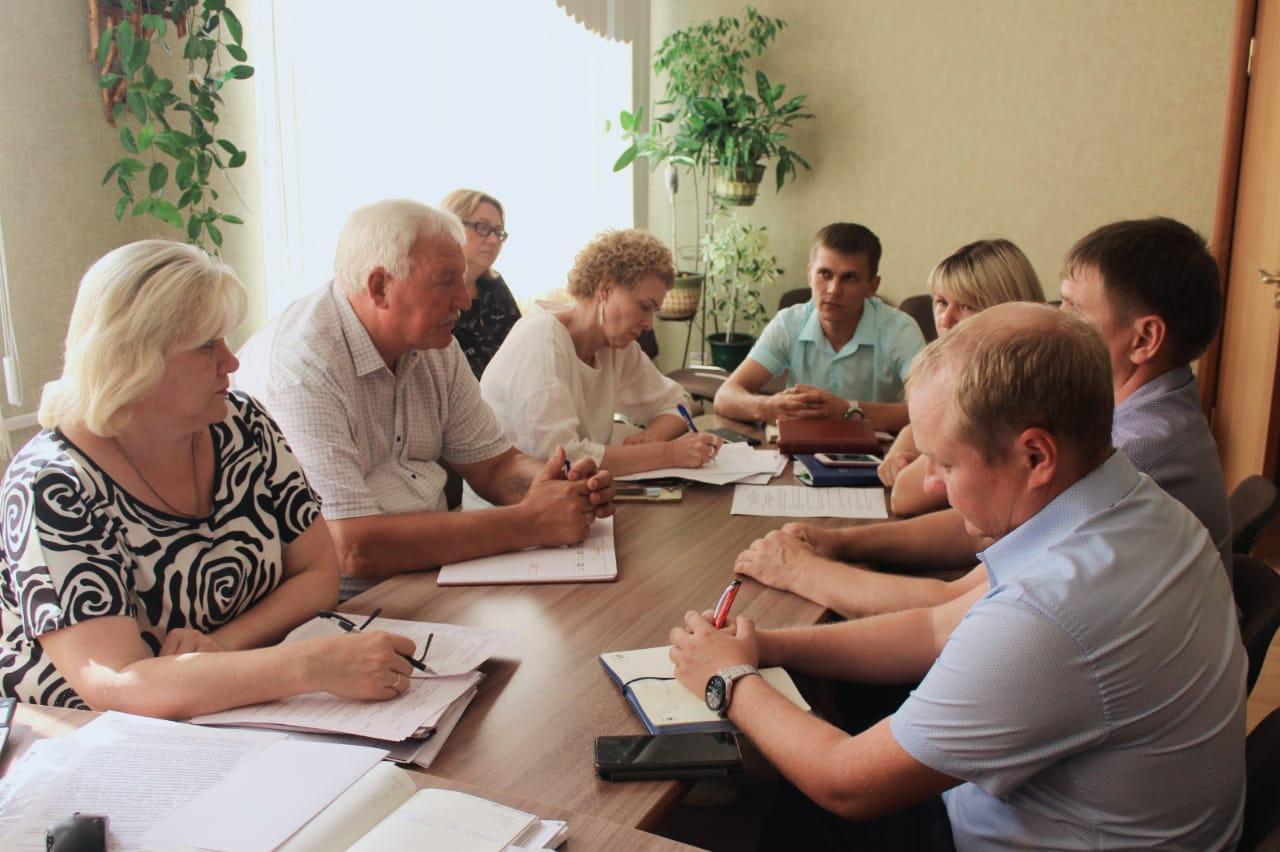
480, 311, 691, 464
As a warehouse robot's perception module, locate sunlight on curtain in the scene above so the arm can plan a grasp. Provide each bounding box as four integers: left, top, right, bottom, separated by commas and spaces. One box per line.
252, 1, 633, 315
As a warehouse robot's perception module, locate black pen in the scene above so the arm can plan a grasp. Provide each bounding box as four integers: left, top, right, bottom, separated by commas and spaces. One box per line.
317, 609, 432, 673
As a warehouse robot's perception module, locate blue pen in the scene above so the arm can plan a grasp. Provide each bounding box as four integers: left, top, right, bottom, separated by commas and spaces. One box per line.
676, 403, 699, 433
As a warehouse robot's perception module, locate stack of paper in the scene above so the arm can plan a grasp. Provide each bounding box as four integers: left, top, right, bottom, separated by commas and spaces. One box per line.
730, 484, 889, 519
439, 517, 617, 586
617, 442, 787, 486
191, 615, 511, 768
0, 712, 385, 851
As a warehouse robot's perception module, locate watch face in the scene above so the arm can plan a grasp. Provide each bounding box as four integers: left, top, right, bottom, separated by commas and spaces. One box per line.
705, 675, 727, 712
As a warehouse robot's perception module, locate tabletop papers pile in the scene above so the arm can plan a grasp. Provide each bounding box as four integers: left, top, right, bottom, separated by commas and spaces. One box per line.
191, 615, 511, 768
616, 442, 786, 486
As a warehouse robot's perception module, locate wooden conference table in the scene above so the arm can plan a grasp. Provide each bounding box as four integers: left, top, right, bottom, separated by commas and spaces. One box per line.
344, 416, 870, 832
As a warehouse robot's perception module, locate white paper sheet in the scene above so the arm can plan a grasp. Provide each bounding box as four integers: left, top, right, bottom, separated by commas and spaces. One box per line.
191, 671, 482, 742
0, 713, 283, 851
277, 763, 419, 852
616, 443, 786, 484
438, 517, 616, 585
408, 685, 479, 769
144, 739, 386, 852
730, 484, 889, 519
348, 788, 538, 852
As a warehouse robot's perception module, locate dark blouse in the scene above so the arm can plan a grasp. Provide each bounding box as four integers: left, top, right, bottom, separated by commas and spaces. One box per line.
454, 271, 521, 378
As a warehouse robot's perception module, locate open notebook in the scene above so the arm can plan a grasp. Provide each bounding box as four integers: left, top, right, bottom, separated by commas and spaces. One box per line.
281, 764, 566, 852
438, 517, 617, 585
600, 645, 811, 734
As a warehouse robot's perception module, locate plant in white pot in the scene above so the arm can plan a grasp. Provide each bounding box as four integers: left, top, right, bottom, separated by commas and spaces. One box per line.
703, 214, 781, 371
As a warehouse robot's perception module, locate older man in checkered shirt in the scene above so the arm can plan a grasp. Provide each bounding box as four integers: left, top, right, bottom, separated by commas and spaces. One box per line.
236, 199, 615, 598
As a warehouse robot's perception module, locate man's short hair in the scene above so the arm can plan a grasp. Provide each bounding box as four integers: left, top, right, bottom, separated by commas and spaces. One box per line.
1060, 217, 1222, 364
809, 223, 882, 275
907, 303, 1114, 464
333, 199, 466, 297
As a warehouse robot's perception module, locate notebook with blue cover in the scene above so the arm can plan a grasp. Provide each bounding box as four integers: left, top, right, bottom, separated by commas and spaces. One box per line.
794, 455, 883, 488
599, 646, 811, 734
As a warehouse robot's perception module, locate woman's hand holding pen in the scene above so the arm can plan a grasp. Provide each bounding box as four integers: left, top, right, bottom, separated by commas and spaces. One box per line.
309, 631, 418, 701
663, 432, 723, 469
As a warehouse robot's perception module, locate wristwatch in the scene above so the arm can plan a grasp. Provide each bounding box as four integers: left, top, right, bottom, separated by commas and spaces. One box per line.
842, 400, 864, 420
705, 665, 762, 717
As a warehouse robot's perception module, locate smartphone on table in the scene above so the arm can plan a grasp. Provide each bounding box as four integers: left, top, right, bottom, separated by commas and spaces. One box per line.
614, 486, 683, 503
594, 732, 743, 781
813, 452, 882, 468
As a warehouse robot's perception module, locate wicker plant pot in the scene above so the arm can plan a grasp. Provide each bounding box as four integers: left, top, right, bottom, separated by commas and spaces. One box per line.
659, 272, 704, 319
712, 163, 767, 207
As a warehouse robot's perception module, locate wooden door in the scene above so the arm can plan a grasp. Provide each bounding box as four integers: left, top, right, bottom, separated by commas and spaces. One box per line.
1213, 0, 1280, 490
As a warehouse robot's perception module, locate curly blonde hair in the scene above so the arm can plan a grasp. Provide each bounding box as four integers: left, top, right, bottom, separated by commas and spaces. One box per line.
566, 229, 675, 300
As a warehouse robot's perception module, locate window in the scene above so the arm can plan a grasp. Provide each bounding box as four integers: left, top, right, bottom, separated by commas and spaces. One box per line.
252, 1, 634, 314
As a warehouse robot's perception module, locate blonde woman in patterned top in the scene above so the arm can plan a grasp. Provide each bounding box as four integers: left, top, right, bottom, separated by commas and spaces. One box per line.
0, 240, 417, 715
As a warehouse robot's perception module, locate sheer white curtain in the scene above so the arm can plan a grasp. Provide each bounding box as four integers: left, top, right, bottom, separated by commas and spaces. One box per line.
252, 1, 634, 315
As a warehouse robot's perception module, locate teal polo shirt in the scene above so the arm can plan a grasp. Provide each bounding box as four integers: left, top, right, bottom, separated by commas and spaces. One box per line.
746, 297, 926, 402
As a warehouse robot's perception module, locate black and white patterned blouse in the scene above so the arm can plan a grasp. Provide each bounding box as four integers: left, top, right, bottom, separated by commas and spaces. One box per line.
453, 271, 521, 378
0, 392, 321, 708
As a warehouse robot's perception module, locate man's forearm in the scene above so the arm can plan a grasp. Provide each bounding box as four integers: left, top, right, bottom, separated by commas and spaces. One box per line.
471, 452, 541, 506
832, 508, 983, 569
328, 505, 539, 581
790, 557, 965, 619
714, 382, 769, 423
858, 400, 909, 432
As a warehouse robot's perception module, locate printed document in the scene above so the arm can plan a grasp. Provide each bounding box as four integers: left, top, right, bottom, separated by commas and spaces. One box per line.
617, 443, 786, 485
439, 517, 616, 585
731, 484, 889, 519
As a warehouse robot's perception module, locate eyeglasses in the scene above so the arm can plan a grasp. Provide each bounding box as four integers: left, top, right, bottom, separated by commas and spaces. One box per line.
462, 219, 509, 243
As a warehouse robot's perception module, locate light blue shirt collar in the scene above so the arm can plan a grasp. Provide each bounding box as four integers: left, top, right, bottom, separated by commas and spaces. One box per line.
796, 296, 883, 358
1116, 365, 1194, 413
979, 450, 1139, 585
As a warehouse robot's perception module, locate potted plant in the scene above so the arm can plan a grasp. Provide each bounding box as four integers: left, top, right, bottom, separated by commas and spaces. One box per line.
702, 214, 781, 371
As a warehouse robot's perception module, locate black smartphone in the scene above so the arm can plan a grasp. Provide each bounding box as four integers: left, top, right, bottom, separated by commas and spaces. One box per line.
594, 732, 743, 781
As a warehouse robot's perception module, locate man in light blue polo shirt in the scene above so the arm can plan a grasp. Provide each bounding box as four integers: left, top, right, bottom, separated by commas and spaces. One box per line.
669, 304, 1245, 850
714, 223, 925, 432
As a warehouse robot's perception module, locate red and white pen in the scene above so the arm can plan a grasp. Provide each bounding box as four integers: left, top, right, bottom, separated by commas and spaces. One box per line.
712, 579, 742, 629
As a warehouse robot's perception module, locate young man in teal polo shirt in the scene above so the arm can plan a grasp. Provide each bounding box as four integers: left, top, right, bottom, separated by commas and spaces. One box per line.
714, 223, 925, 431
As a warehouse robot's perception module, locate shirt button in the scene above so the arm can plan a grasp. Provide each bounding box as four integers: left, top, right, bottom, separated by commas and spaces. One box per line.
396, 436, 402, 442
410, 474, 417, 479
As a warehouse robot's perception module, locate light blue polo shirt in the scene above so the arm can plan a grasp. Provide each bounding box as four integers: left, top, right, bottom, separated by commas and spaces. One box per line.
891, 452, 1245, 851
745, 297, 925, 402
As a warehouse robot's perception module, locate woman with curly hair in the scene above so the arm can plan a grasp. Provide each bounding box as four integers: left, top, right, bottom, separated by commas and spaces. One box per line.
480, 229, 722, 476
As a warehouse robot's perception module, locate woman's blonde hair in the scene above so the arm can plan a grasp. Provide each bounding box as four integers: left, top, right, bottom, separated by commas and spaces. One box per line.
439, 189, 505, 223
566, 229, 675, 300
928, 238, 1045, 309
39, 240, 248, 436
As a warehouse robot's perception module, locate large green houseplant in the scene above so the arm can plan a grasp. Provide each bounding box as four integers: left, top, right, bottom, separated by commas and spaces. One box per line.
91, 0, 254, 251
702, 214, 781, 371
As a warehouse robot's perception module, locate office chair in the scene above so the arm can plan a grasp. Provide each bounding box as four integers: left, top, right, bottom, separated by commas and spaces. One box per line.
897, 294, 937, 342
1230, 475, 1280, 555
1242, 704, 1280, 850
1234, 554, 1280, 695
777, 287, 809, 311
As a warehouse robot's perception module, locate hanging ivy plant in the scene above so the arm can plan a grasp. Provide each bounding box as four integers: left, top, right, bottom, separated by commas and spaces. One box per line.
90, 0, 253, 251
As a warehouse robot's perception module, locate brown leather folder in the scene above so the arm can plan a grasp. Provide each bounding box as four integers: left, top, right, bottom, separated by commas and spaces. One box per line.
776, 417, 879, 455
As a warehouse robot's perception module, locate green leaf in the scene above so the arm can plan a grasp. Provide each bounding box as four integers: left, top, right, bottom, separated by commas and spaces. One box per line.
96, 25, 115, 68
176, 159, 195, 188
116, 24, 137, 76
152, 200, 183, 230
120, 157, 146, 175
197, 153, 212, 182
216, 139, 237, 155
222, 7, 243, 45
226, 43, 248, 62
187, 216, 203, 241
207, 222, 223, 247
132, 197, 153, 217
130, 38, 148, 71
99, 73, 121, 90
114, 196, 130, 222
227, 64, 254, 80
228, 150, 246, 168
148, 162, 168, 193
220, 213, 244, 225
102, 162, 121, 185
141, 13, 166, 37
120, 127, 138, 153
126, 88, 147, 123
136, 123, 155, 151
612, 146, 639, 172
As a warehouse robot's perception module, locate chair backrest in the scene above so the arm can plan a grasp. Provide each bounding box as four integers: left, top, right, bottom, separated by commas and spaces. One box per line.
778, 288, 810, 311
1243, 705, 1280, 850
1231, 475, 1280, 555
1234, 554, 1280, 695
637, 329, 659, 360
898, 294, 937, 342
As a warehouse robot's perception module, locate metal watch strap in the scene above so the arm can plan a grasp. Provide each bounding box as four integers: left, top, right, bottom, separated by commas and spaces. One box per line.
843, 401, 864, 420
717, 664, 762, 716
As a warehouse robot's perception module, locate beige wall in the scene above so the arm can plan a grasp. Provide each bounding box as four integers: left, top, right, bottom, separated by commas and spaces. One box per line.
0, 0, 263, 444
647, 0, 1233, 371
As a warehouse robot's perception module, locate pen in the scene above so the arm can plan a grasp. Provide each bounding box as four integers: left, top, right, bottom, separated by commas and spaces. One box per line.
712, 579, 742, 629
676, 403, 699, 434
317, 609, 433, 673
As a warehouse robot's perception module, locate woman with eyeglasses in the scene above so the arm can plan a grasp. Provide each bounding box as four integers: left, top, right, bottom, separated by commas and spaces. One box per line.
441, 189, 521, 378
479, 229, 722, 477
0, 241, 417, 715
879, 238, 1046, 516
